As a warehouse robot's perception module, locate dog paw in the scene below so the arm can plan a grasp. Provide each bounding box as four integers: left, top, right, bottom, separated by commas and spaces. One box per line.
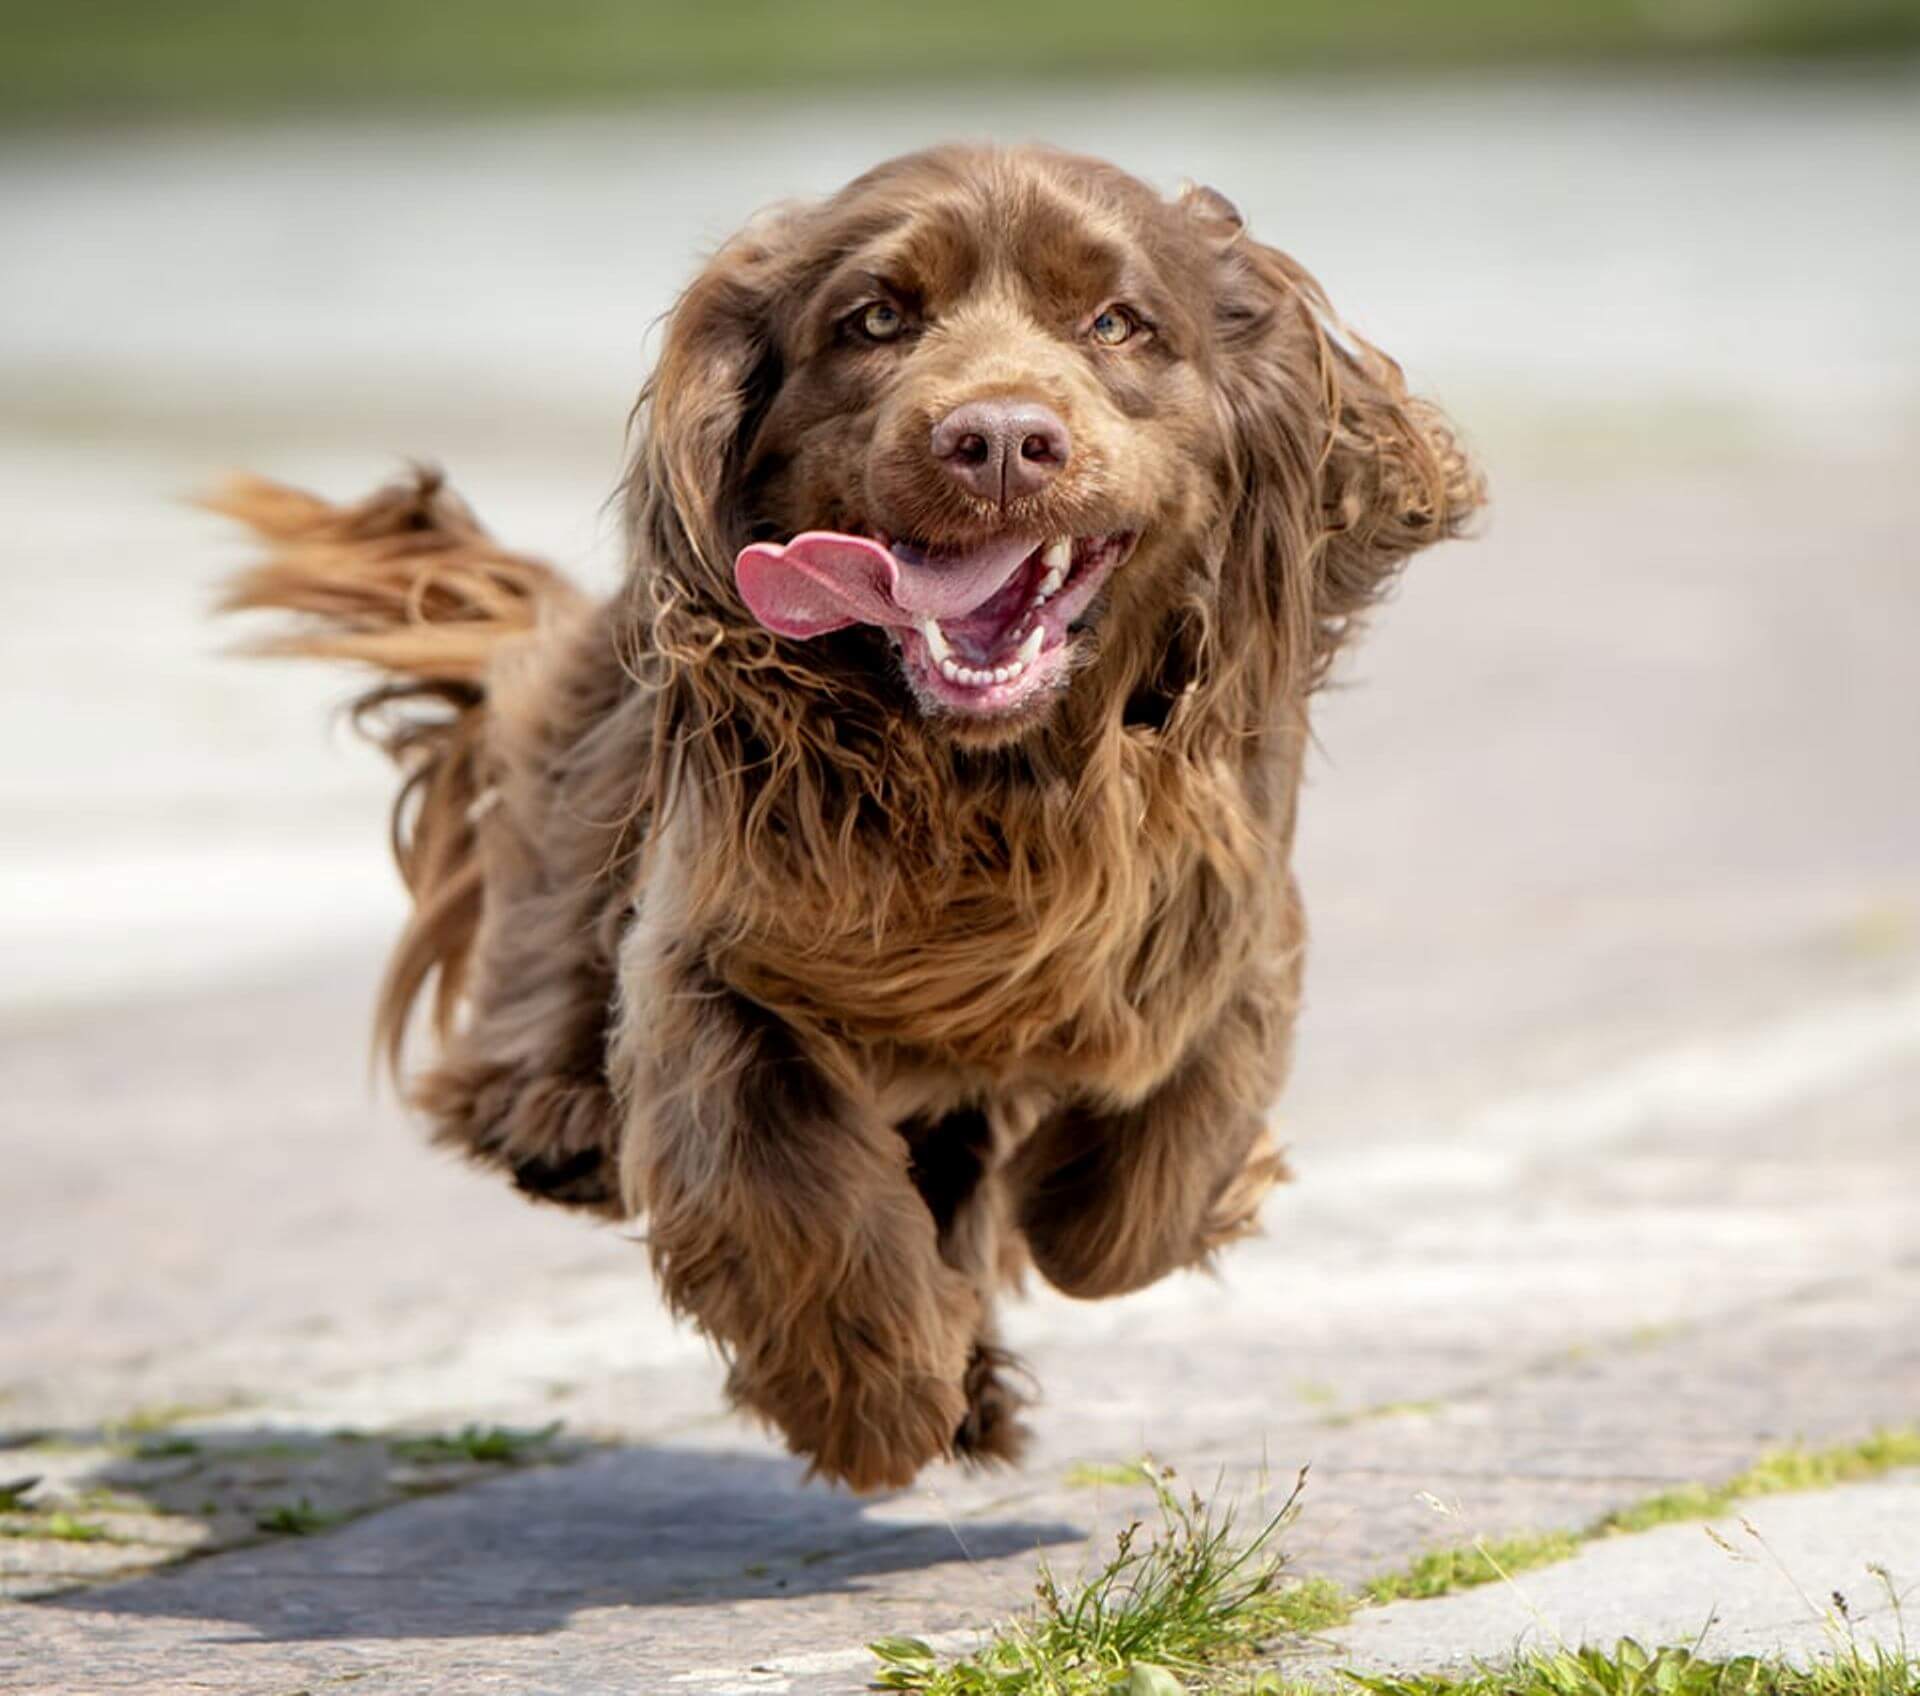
739, 1358, 969, 1492
723, 1259, 982, 1492
953, 1342, 1032, 1468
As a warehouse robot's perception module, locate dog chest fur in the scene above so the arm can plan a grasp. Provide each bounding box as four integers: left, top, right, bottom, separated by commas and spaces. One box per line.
693, 724, 1299, 1102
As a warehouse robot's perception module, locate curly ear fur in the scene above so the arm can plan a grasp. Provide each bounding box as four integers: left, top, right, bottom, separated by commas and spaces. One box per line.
628, 214, 796, 597
1187, 185, 1486, 688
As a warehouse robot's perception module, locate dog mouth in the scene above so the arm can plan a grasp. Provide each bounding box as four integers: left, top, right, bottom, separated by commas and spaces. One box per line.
894, 532, 1135, 714
734, 529, 1136, 719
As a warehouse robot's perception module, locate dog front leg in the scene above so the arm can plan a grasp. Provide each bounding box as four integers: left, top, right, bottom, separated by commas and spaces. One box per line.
616, 949, 978, 1491
900, 1105, 1032, 1468
1007, 997, 1290, 1301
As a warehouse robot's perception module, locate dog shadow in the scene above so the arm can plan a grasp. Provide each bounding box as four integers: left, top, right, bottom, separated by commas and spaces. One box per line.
18, 1424, 1084, 1641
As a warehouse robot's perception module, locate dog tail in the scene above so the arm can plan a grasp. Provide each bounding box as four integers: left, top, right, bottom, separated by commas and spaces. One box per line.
208, 466, 589, 1070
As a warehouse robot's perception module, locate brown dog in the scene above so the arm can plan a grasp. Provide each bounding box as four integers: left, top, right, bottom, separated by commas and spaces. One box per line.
213, 144, 1481, 1491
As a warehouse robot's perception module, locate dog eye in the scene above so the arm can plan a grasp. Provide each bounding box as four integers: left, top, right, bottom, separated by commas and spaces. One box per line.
1089, 305, 1142, 347
855, 301, 907, 343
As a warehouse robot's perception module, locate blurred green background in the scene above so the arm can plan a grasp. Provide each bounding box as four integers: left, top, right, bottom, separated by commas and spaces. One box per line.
4, 0, 1917, 121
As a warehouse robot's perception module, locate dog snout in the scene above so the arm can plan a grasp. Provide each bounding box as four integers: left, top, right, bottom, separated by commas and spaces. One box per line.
930, 398, 1071, 505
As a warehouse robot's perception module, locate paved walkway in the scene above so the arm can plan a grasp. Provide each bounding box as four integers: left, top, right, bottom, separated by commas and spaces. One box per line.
6, 454, 1918, 1692
4, 80, 1918, 1695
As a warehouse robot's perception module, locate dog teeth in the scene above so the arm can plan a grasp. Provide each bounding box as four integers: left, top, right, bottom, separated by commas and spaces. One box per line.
1036, 537, 1071, 601
920, 617, 953, 663
936, 625, 1046, 691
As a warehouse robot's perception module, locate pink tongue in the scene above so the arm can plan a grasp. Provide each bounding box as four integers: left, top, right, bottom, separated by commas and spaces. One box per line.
734, 531, 1036, 640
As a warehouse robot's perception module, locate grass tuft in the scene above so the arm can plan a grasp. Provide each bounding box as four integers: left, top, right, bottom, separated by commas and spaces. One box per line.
1342, 1636, 1920, 1696
255, 1497, 336, 1536
1600, 1429, 1920, 1537
0, 1510, 118, 1543
1064, 1459, 1158, 1490
389, 1422, 562, 1466
133, 1436, 202, 1460
1362, 1426, 1920, 1605
1366, 1532, 1584, 1604
1267, 1575, 1361, 1634
872, 1463, 1329, 1694
113, 1401, 221, 1436
1327, 1400, 1446, 1430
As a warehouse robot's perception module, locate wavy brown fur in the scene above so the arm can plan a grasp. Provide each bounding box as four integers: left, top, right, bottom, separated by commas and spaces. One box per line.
208, 469, 593, 1096
216, 145, 1482, 1492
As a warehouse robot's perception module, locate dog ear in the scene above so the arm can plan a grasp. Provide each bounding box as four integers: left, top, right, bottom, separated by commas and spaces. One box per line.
1183, 184, 1484, 685
628, 213, 795, 598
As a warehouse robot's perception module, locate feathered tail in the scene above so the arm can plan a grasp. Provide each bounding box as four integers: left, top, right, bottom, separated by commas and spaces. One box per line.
207, 466, 588, 1070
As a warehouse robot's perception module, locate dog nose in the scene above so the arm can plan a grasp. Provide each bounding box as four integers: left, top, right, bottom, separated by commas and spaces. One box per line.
930, 399, 1071, 504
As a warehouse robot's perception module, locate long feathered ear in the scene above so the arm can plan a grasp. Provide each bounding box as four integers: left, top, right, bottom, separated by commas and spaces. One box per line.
1185, 184, 1485, 688
627, 213, 795, 601
620, 210, 834, 848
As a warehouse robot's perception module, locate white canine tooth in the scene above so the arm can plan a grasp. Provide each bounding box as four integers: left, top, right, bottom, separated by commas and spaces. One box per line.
921, 617, 952, 662
1015, 625, 1044, 664
1037, 537, 1071, 599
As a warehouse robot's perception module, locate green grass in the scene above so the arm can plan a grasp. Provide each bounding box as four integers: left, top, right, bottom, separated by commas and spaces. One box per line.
1364, 1532, 1584, 1604
389, 1422, 561, 1466
3, 0, 1918, 123
112, 1402, 222, 1436
1344, 1637, 1920, 1696
1355, 1427, 1920, 1607
872, 1463, 1337, 1695
132, 1437, 202, 1460
0, 1420, 572, 1573
876, 1427, 1920, 1692
1327, 1400, 1447, 1430
1268, 1575, 1361, 1635
255, 1497, 337, 1536
0, 1511, 117, 1543
1597, 1431, 1920, 1537
1065, 1459, 1159, 1490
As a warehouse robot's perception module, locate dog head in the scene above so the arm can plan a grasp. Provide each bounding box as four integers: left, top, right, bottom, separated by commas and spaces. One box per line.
631, 145, 1481, 748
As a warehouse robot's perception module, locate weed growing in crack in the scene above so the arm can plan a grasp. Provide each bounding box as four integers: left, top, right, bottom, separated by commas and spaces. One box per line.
872, 1461, 1340, 1695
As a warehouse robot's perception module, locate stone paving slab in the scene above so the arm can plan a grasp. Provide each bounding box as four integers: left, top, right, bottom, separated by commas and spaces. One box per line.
4, 1118, 1916, 1690
1321, 1476, 1920, 1675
